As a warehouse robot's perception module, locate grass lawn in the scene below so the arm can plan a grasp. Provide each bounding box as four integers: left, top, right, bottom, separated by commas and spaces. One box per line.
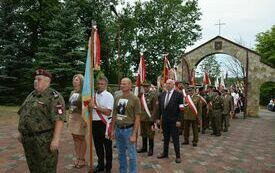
0, 105, 19, 122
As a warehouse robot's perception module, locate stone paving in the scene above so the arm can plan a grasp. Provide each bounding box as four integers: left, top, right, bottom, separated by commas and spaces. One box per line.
0, 109, 275, 173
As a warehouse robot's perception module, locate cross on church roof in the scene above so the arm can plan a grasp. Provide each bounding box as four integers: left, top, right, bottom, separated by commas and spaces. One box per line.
215, 19, 226, 35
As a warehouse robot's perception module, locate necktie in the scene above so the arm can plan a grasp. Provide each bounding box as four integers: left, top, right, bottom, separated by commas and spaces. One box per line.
165, 91, 170, 108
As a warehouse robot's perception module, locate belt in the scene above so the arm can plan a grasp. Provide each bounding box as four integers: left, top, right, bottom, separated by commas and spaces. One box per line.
21, 129, 53, 137
116, 124, 134, 129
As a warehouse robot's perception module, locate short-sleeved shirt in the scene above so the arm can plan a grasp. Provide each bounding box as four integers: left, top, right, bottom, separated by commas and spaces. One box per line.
113, 93, 141, 126
18, 88, 66, 133
92, 90, 114, 121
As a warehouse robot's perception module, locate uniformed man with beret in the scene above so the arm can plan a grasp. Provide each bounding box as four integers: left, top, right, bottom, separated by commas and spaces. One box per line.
137, 81, 158, 156
17, 68, 66, 173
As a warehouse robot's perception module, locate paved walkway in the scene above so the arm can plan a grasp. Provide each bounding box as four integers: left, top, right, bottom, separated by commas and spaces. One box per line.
1, 109, 275, 173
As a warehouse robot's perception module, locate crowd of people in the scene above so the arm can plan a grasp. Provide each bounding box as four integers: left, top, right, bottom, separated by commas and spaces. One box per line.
18, 68, 243, 173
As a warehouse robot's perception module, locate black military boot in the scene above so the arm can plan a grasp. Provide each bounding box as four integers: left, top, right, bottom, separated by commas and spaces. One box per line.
148, 139, 154, 156
137, 137, 147, 153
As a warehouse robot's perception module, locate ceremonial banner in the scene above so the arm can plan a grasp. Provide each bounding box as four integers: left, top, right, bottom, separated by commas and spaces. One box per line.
203, 71, 211, 85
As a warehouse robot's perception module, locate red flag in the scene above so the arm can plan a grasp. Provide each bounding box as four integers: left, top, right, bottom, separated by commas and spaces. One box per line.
203, 71, 211, 85
93, 26, 101, 70
190, 69, 196, 86
136, 53, 146, 87
163, 54, 171, 83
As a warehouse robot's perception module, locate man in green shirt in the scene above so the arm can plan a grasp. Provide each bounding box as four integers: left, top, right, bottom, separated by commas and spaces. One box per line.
111, 78, 141, 173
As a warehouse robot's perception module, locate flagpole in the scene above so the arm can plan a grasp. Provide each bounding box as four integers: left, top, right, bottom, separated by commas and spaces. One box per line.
88, 23, 96, 173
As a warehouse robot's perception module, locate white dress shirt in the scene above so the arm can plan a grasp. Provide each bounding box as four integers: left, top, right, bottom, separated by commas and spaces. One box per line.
92, 90, 114, 121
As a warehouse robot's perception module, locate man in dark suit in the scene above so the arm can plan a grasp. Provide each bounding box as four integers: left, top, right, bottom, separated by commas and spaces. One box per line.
157, 79, 183, 163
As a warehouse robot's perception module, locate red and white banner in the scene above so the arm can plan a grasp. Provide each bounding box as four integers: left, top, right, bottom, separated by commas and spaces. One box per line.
190, 69, 196, 86
186, 95, 198, 116
140, 93, 152, 117
134, 53, 151, 117
136, 53, 146, 87
163, 54, 171, 83
93, 26, 101, 70
203, 71, 211, 85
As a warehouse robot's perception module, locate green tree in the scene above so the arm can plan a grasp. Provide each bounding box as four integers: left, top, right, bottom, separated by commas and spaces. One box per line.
255, 25, 275, 68
198, 54, 221, 79
260, 82, 275, 106
0, 0, 33, 104
112, 0, 202, 84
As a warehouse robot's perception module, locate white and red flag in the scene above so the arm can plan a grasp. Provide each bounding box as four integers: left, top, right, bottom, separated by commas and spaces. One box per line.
190, 69, 196, 86
163, 54, 171, 83
92, 26, 101, 71
136, 53, 146, 87
134, 53, 152, 118
203, 71, 211, 85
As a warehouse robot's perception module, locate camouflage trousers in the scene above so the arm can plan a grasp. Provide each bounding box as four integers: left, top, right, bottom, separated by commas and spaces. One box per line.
22, 132, 58, 173
211, 109, 222, 135
140, 121, 155, 139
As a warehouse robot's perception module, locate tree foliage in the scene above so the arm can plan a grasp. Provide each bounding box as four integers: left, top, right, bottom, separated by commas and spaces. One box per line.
0, 0, 202, 104
116, 0, 202, 83
198, 54, 221, 79
260, 81, 275, 106
255, 25, 275, 68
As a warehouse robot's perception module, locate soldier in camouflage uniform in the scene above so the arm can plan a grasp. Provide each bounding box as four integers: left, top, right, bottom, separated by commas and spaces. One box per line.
199, 87, 208, 134
17, 69, 66, 173
210, 89, 224, 136
137, 81, 158, 156
182, 86, 202, 147
222, 89, 234, 132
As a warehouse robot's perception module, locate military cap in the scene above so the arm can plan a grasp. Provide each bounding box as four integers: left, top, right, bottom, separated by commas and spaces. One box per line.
33, 68, 52, 79
140, 80, 151, 86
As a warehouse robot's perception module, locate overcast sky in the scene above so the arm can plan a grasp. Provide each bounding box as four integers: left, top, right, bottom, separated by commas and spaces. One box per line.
124, 0, 275, 50
124, 0, 275, 76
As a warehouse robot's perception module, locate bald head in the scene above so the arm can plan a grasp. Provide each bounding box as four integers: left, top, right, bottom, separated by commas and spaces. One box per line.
120, 78, 132, 93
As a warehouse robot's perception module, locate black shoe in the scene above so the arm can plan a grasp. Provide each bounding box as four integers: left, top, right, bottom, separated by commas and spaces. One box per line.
157, 153, 168, 159
202, 130, 206, 134
93, 166, 104, 173
137, 148, 147, 153
223, 129, 228, 132
215, 133, 221, 137
105, 169, 111, 173
193, 143, 197, 147
211, 133, 216, 136
175, 157, 181, 163
181, 141, 189, 145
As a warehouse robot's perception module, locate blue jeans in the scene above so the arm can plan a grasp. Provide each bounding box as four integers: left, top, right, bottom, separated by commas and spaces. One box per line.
115, 127, 137, 173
